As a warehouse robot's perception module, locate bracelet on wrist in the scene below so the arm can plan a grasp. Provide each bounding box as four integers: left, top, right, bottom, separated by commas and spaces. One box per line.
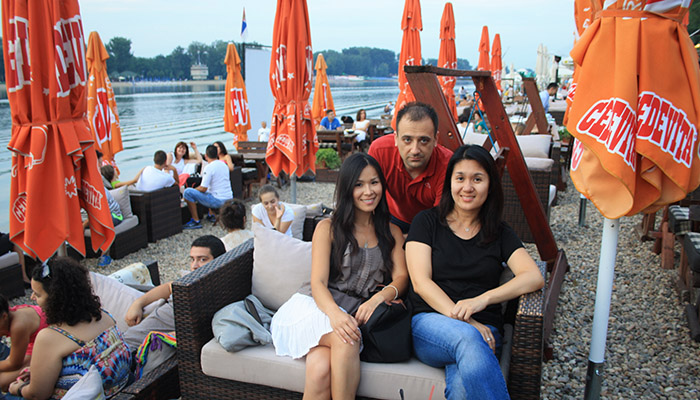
383, 284, 399, 301
17, 381, 28, 397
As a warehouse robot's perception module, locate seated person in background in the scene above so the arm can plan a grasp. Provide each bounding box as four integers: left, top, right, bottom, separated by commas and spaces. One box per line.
258, 121, 271, 143
9, 258, 132, 398
124, 236, 226, 350
213, 141, 235, 172
166, 141, 202, 186
352, 108, 370, 144
183, 145, 234, 229
383, 101, 394, 115
100, 165, 143, 190
457, 108, 472, 137
0, 294, 48, 390
135, 150, 177, 192
406, 145, 544, 399
341, 115, 354, 124
318, 109, 343, 131
540, 82, 559, 113
251, 185, 294, 236
471, 112, 488, 133
219, 200, 254, 252
0, 232, 29, 285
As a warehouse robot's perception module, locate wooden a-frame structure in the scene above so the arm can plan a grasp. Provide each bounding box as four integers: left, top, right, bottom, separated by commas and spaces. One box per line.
404, 65, 569, 356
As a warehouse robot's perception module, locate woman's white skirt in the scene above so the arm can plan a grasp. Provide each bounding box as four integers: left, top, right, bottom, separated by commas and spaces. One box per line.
271, 293, 334, 359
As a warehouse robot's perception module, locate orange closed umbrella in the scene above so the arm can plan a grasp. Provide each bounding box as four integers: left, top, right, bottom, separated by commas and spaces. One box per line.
437, 2, 457, 120
566, 2, 700, 394
392, 0, 422, 129
567, 0, 700, 219
87, 31, 122, 171
266, 0, 318, 185
3, 0, 115, 261
311, 54, 335, 125
491, 33, 503, 92
476, 26, 490, 71
224, 42, 251, 149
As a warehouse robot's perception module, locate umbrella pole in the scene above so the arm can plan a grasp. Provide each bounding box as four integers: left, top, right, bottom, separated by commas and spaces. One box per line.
291, 175, 297, 204
584, 217, 620, 400
579, 194, 587, 227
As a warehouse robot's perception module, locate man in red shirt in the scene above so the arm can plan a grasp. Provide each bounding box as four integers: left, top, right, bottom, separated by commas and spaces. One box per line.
369, 102, 453, 233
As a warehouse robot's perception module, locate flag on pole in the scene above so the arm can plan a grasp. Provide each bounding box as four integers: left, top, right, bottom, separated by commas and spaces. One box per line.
241, 8, 248, 42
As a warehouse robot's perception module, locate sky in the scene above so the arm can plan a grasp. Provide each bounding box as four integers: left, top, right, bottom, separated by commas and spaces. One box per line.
80, 0, 576, 70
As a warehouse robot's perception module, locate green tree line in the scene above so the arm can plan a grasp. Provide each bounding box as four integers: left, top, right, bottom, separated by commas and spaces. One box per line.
0, 36, 473, 81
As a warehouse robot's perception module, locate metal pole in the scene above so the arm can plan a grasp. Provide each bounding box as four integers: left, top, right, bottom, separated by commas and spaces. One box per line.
584, 217, 620, 400
291, 175, 297, 204
579, 194, 587, 227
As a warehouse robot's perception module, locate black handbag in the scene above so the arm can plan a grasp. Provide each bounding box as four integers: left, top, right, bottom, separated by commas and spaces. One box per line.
359, 299, 412, 363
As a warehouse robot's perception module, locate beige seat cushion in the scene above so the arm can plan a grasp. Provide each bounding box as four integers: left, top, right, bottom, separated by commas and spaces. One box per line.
201, 340, 446, 400
84, 215, 138, 237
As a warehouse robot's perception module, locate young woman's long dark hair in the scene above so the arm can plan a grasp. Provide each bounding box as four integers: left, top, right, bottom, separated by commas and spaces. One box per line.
214, 141, 229, 156
438, 144, 504, 244
32, 257, 102, 326
330, 153, 395, 277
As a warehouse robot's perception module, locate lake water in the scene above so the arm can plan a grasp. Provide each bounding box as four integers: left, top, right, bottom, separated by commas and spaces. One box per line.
0, 79, 474, 232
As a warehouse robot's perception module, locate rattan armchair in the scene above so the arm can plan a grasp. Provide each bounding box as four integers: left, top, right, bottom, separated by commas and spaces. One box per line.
172, 231, 546, 399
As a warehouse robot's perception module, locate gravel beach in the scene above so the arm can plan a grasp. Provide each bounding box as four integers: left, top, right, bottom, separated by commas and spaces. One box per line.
10, 176, 700, 399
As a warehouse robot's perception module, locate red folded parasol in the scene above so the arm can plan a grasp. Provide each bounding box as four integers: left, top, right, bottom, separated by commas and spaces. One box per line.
491, 33, 503, 92
224, 42, 251, 149
266, 0, 318, 180
392, 0, 422, 129
476, 26, 490, 71
86, 31, 123, 171
2, 0, 115, 261
437, 2, 457, 120
311, 54, 335, 125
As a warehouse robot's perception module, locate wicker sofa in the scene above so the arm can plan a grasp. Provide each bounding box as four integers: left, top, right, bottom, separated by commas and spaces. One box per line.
172, 220, 546, 400
130, 185, 183, 243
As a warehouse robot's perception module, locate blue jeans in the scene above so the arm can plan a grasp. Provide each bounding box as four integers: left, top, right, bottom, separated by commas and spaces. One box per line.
412, 312, 509, 400
183, 188, 227, 210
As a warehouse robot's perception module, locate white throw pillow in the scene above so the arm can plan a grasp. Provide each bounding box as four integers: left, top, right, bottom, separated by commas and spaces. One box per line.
252, 223, 312, 311
62, 365, 106, 400
524, 157, 554, 171
89, 272, 163, 334
109, 186, 133, 218
109, 262, 155, 287
284, 203, 307, 240
516, 135, 551, 159
463, 132, 490, 146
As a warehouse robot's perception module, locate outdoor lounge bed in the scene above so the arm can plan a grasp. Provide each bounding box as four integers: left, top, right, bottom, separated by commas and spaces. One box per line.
172, 218, 546, 400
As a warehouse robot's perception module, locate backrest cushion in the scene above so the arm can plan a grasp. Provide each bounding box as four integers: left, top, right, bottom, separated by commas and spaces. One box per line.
252, 223, 312, 311
516, 134, 551, 158
284, 203, 308, 240
110, 186, 133, 218
463, 132, 490, 146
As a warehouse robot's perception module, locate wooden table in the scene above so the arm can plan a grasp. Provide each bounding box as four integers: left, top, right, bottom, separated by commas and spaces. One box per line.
316, 130, 357, 159
238, 151, 268, 197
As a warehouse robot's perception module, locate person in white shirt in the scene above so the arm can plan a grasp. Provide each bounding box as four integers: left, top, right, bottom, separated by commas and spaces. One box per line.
183, 145, 234, 229
251, 185, 294, 236
258, 121, 271, 143
352, 109, 370, 144
135, 151, 177, 192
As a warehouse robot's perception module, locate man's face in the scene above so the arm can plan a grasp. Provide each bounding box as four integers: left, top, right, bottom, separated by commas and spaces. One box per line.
327, 111, 336, 120
189, 246, 214, 271
548, 87, 558, 96
395, 116, 437, 174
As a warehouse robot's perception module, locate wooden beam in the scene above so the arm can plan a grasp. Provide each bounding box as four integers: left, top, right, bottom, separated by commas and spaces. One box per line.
521, 77, 549, 135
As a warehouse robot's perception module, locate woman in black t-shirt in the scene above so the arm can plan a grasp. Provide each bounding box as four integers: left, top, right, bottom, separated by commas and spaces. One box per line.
406, 145, 544, 399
